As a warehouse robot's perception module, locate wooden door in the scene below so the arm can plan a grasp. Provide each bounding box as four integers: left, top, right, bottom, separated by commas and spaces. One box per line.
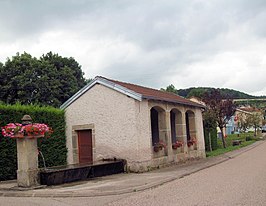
78, 130, 93, 164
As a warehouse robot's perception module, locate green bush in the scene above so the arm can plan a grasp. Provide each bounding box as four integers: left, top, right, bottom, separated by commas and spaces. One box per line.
245, 136, 252, 141
206, 132, 259, 157
0, 104, 67, 181
204, 127, 218, 151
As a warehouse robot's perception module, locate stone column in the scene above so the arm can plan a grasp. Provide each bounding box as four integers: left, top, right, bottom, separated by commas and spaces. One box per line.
165, 111, 172, 156
17, 137, 39, 187
181, 110, 188, 154
16, 115, 40, 188
195, 109, 206, 157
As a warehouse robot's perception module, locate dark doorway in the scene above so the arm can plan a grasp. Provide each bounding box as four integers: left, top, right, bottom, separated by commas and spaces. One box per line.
78, 130, 93, 164
170, 111, 176, 143
151, 108, 159, 145
185, 112, 191, 141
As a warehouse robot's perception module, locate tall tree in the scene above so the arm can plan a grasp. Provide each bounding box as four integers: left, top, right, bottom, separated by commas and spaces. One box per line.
161, 84, 178, 94
40, 52, 87, 106
237, 113, 250, 133
247, 113, 261, 136
203, 89, 237, 148
203, 109, 217, 151
0, 52, 87, 107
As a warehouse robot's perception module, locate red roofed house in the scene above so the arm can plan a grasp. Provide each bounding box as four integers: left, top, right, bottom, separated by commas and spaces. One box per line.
61, 76, 206, 172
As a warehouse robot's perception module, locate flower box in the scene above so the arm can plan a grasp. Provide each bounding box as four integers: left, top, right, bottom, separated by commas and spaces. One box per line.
187, 137, 197, 148
153, 141, 166, 153
2, 123, 52, 138
12, 133, 24, 139
172, 140, 183, 150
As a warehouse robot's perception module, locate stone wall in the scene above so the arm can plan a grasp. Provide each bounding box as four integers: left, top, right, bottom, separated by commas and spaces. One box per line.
65, 84, 139, 164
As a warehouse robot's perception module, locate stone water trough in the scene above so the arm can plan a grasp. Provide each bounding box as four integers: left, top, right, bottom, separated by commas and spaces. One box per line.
39, 159, 126, 186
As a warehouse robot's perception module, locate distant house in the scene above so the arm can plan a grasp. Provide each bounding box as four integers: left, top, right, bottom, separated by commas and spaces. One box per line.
61, 76, 206, 172
188, 96, 206, 107
225, 107, 264, 134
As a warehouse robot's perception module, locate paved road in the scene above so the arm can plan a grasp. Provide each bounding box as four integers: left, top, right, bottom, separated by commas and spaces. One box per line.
108, 141, 266, 206
1, 141, 266, 206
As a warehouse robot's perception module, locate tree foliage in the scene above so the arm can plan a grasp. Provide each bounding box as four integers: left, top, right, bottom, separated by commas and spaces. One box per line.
0, 52, 87, 107
203, 89, 237, 148
203, 110, 218, 151
238, 113, 250, 133
247, 113, 262, 136
238, 112, 262, 136
160, 84, 178, 94
161, 85, 258, 100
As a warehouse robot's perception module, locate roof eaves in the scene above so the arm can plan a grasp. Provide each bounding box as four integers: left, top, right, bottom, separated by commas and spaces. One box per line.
99, 78, 143, 101
60, 78, 99, 109
142, 95, 205, 109
236, 108, 252, 115
60, 77, 142, 109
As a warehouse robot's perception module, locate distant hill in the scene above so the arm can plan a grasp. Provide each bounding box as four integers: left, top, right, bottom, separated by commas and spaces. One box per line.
176, 87, 256, 99
161, 85, 265, 99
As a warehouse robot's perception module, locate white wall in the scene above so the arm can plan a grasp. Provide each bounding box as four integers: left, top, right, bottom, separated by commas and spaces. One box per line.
64, 83, 206, 172
65, 84, 141, 164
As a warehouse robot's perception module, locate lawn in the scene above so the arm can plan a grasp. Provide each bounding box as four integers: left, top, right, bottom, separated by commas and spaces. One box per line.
206, 132, 260, 157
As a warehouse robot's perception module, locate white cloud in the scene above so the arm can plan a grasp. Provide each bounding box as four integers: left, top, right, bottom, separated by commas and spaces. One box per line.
0, 0, 266, 95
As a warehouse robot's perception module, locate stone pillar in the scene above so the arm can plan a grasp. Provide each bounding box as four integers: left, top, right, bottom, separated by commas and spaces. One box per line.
195, 109, 206, 157
17, 137, 39, 187
181, 111, 188, 153
16, 114, 40, 188
165, 111, 172, 156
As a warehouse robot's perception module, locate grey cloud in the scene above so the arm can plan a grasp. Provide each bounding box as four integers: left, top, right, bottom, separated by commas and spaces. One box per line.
0, 0, 266, 95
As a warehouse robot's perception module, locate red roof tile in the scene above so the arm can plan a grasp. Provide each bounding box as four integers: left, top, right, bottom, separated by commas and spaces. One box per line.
239, 107, 261, 113
99, 76, 204, 108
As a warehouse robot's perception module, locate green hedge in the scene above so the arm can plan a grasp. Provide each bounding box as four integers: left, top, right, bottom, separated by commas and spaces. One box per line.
204, 127, 218, 151
0, 104, 67, 181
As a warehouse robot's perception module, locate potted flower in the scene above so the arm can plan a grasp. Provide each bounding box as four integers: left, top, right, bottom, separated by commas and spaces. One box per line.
172, 140, 183, 149
2, 123, 53, 138
187, 137, 197, 148
1, 123, 24, 138
153, 140, 166, 152
24, 123, 52, 138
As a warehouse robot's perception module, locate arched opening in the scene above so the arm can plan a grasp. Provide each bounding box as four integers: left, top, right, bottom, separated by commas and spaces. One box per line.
170, 109, 182, 143
185, 110, 196, 141
150, 106, 166, 146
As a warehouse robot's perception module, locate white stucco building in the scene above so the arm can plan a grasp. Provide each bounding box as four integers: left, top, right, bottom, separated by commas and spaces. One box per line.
61, 76, 206, 172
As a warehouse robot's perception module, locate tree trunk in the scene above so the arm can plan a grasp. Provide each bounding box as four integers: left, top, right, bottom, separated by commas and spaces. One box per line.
208, 131, 212, 151
220, 127, 226, 148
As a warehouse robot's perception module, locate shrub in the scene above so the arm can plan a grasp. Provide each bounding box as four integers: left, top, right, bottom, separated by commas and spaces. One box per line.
0, 104, 67, 180
204, 127, 218, 151
245, 136, 252, 141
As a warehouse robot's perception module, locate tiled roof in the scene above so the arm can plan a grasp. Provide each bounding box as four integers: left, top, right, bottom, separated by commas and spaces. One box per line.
99, 76, 204, 108
239, 107, 261, 113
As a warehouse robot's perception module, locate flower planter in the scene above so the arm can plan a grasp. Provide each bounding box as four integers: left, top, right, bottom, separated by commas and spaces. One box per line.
154, 146, 162, 152
2, 116, 53, 188
172, 145, 181, 150
172, 141, 183, 151
12, 134, 24, 138
26, 134, 45, 139
187, 142, 193, 147
153, 141, 166, 153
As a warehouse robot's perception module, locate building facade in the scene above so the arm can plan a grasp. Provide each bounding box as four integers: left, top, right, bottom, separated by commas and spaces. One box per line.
61, 76, 206, 172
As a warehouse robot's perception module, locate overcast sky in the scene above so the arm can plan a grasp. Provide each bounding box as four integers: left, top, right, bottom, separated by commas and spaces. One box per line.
0, 0, 266, 96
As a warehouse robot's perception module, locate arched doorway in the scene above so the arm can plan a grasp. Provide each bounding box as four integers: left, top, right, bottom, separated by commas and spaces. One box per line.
185, 110, 196, 141
170, 109, 183, 143
150, 106, 166, 146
